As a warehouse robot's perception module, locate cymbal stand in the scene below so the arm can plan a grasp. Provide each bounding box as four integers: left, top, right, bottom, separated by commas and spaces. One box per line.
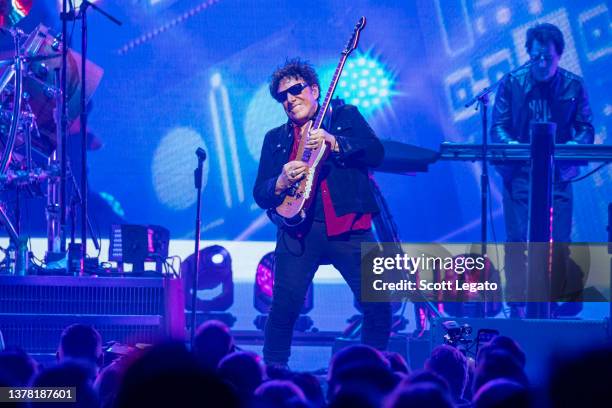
62, 0, 120, 275
46, 69, 63, 256
0, 28, 24, 173
0, 28, 28, 275
57, 0, 73, 259
67, 162, 99, 251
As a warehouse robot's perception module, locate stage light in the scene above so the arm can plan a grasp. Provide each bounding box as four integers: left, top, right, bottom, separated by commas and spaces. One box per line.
182, 245, 234, 313
11, 1, 32, 18
320, 52, 395, 117
254, 252, 274, 306
253, 252, 313, 332
211, 253, 224, 265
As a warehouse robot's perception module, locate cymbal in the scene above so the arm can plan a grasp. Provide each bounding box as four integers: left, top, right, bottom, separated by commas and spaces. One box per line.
24, 53, 62, 63
21, 24, 103, 148
0, 24, 103, 163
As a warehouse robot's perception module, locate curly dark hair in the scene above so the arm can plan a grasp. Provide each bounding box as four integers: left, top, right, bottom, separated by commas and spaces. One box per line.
525, 23, 565, 56
269, 58, 320, 101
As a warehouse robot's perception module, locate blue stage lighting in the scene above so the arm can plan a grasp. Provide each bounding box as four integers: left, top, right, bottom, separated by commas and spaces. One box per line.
244, 84, 287, 161
151, 127, 209, 210
99, 192, 126, 217
321, 53, 395, 116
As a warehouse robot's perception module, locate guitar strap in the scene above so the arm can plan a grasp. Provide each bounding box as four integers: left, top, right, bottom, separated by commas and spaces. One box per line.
322, 105, 333, 132
322, 98, 345, 131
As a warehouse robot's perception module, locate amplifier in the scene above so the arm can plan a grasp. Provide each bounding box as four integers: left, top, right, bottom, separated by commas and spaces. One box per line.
0, 276, 184, 354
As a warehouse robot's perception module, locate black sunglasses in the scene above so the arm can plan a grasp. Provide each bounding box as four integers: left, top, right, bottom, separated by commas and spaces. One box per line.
274, 83, 308, 102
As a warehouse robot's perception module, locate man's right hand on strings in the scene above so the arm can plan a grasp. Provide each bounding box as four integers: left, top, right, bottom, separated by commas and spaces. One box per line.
275, 160, 308, 194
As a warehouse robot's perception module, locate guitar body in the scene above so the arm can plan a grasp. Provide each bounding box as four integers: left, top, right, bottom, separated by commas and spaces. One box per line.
276, 121, 329, 222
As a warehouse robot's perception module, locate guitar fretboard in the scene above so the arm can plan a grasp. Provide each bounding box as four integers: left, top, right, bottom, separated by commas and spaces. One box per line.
300, 54, 349, 162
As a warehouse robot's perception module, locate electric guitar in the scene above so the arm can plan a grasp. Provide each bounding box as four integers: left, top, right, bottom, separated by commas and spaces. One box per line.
274, 16, 366, 226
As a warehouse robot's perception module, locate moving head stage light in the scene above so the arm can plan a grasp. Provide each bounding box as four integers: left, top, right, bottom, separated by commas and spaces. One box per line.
182, 245, 235, 327
253, 252, 313, 332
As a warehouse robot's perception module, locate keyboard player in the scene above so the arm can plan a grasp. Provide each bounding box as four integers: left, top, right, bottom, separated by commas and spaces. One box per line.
490, 23, 594, 317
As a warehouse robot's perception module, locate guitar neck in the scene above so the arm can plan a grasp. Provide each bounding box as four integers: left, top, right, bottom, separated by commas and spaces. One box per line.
313, 54, 349, 130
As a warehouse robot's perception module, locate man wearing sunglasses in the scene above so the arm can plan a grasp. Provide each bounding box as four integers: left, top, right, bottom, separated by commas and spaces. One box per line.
491, 23, 594, 318
253, 58, 391, 368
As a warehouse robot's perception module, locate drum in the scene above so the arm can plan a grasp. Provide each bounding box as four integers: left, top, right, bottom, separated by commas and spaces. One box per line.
0, 24, 103, 168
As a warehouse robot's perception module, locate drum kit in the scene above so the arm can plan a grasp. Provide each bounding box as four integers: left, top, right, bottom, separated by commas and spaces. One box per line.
0, 15, 102, 275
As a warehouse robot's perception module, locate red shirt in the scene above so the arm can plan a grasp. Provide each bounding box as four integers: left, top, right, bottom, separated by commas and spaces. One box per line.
290, 125, 371, 236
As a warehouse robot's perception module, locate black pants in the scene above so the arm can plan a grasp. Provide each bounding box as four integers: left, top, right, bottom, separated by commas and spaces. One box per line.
263, 221, 392, 365
502, 170, 573, 304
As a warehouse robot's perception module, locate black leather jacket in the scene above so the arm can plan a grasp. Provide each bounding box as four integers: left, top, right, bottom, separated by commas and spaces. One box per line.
491, 66, 594, 179
253, 104, 383, 219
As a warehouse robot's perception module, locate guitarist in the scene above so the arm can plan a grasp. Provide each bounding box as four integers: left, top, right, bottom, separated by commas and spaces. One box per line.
253, 58, 391, 367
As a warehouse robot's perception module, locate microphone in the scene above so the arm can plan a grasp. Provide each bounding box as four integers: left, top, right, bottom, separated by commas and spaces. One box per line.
463, 59, 534, 109
194, 148, 206, 189
196, 147, 207, 162
502, 59, 534, 79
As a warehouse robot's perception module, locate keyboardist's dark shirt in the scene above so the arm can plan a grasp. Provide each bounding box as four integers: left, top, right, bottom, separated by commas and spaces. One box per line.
527, 81, 552, 124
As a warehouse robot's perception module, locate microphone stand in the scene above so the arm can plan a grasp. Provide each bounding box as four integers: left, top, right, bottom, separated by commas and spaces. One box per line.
191, 148, 207, 347
464, 60, 533, 317
74, 0, 121, 275
59, 0, 71, 258
68, 164, 100, 252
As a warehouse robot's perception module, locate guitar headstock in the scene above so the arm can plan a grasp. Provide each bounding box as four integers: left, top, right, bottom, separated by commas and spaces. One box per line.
342, 16, 366, 56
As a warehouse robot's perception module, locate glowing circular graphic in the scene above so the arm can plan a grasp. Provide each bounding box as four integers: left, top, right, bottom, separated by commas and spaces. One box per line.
320, 52, 395, 117
152, 127, 209, 210
244, 84, 287, 160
